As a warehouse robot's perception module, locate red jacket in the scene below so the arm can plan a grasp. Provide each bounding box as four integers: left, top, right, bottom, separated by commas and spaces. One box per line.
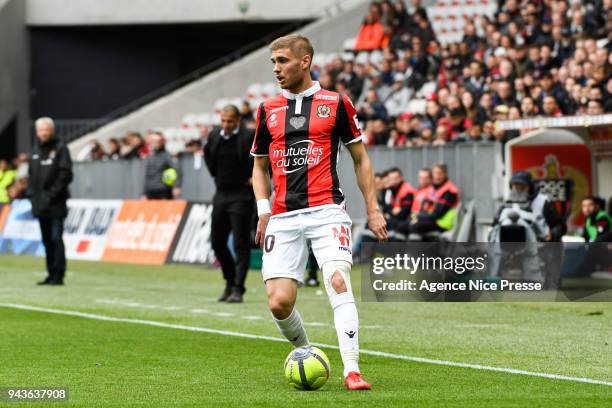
412, 186, 430, 214
420, 179, 460, 222
354, 22, 385, 51
390, 181, 416, 220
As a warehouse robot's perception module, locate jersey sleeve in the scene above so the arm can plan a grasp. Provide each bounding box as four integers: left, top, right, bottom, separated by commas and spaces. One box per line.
250, 103, 271, 156
336, 94, 363, 145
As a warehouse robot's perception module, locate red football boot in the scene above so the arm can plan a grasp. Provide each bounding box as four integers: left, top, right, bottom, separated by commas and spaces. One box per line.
344, 371, 371, 390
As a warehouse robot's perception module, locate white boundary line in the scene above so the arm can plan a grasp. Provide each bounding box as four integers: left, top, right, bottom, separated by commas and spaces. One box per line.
2, 303, 611, 387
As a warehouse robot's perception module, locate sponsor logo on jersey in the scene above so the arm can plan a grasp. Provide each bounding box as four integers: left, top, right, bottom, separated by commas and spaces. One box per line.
272, 140, 323, 174
271, 105, 289, 113
315, 94, 338, 101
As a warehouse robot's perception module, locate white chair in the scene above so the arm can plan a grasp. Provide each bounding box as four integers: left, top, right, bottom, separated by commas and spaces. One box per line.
311, 53, 325, 69
343, 37, 356, 51
213, 98, 229, 114
369, 50, 384, 64
181, 113, 198, 128
246, 83, 262, 99
355, 51, 369, 65
262, 82, 279, 97
341, 52, 355, 62
407, 99, 427, 114
197, 113, 211, 126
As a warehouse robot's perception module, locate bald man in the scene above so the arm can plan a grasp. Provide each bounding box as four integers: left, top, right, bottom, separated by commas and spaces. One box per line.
204, 105, 256, 303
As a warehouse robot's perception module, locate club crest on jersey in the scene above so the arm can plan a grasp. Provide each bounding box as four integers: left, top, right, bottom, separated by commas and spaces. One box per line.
332, 225, 351, 247
317, 104, 331, 118
268, 113, 278, 128
289, 115, 306, 129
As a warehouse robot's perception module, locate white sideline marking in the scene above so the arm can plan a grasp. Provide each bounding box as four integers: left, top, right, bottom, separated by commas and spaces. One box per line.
242, 315, 264, 320
2, 303, 611, 387
163, 306, 183, 311
213, 312, 234, 317
190, 309, 210, 314
304, 322, 327, 327
98, 299, 260, 321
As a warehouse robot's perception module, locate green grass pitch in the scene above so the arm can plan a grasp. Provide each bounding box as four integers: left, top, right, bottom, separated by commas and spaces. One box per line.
0, 255, 611, 407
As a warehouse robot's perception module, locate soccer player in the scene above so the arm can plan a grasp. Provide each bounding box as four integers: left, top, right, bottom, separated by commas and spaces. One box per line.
251, 35, 387, 390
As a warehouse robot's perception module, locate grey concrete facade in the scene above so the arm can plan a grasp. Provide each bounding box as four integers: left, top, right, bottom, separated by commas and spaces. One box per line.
0, 0, 29, 154
69, 1, 369, 156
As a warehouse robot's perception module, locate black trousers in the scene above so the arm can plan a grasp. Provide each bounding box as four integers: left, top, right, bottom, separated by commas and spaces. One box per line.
210, 193, 253, 293
39, 217, 66, 282
146, 189, 173, 199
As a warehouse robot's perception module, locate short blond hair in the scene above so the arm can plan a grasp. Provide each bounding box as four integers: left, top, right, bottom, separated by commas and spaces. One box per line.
269, 34, 314, 64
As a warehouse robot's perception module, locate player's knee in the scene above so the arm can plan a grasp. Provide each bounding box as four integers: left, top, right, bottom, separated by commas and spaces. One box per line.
321, 261, 354, 309
331, 271, 347, 293
267, 291, 294, 319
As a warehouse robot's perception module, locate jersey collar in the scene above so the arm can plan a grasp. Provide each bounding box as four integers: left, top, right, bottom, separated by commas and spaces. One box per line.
281, 81, 321, 100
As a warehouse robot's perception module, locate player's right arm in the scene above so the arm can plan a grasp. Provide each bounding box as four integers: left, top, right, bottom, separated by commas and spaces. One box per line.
251, 102, 273, 247
253, 156, 272, 246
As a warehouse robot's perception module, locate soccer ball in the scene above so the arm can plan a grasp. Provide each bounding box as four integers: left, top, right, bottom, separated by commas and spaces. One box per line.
284, 346, 330, 390
161, 168, 177, 186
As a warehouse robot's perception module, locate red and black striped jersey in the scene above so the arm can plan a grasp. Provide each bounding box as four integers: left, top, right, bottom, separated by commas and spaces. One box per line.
251, 81, 362, 215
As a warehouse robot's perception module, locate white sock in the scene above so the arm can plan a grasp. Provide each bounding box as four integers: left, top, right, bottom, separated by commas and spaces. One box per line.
332, 292, 360, 377
273, 308, 309, 348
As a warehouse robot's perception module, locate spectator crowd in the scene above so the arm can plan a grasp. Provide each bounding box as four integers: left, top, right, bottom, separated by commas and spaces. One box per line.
319, 0, 611, 147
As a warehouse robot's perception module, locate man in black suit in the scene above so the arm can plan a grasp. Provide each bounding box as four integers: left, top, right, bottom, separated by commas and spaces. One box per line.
204, 105, 255, 303
28, 117, 73, 286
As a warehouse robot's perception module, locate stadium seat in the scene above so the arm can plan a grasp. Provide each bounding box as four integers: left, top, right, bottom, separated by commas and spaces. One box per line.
246, 83, 263, 99
355, 51, 369, 65
181, 113, 198, 128
408, 201, 475, 243
196, 113, 212, 126
342, 37, 356, 51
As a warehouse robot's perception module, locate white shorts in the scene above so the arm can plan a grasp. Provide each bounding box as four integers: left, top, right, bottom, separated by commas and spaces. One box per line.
261, 205, 353, 285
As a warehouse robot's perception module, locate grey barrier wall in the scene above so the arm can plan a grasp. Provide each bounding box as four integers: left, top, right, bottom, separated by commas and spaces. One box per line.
71, 143, 504, 222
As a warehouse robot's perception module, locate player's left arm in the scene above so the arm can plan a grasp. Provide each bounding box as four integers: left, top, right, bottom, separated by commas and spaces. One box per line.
346, 142, 387, 241
338, 93, 387, 240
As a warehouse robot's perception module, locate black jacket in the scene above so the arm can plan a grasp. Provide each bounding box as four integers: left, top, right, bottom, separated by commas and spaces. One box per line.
28, 137, 73, 218
204, 125, 255, 180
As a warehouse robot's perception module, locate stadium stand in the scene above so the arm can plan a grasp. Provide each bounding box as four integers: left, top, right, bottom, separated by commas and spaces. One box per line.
69, 0, 610, 160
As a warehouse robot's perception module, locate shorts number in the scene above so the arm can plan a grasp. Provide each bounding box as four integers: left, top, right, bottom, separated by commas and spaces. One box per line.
264, 235, 275, 253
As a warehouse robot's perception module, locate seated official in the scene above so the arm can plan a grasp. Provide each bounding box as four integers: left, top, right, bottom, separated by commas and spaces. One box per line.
381, 168, 415, 237
410, 163, 460, 235
412, 167, 433, 216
